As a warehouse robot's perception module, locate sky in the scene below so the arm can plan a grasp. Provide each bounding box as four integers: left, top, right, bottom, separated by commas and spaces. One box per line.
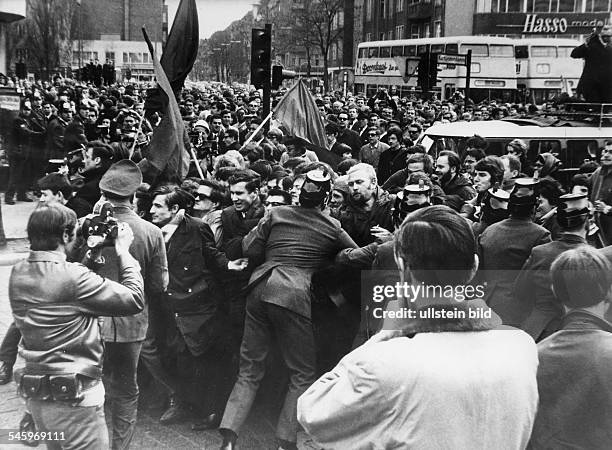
166, 0, 255, 40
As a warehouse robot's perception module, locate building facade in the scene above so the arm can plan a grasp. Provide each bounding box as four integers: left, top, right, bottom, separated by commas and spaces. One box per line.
359, 0, 611, 44
71, 0, 167, 82
0, 0, 26, 76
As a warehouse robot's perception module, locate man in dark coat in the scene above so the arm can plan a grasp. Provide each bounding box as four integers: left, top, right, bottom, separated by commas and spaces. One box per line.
74, 142, 114, 210
46, 102, 73, 160
529, 246, 612, 450
336, 111, 362, 159
435, 150, 476, 211
5, 100, 43, 204
149, 186, 247, 429
571, 26, 612, 103
376, 128, 407, 184
515, 193, 590, 342
478, 179, 551, 327
219, 168, 357, 450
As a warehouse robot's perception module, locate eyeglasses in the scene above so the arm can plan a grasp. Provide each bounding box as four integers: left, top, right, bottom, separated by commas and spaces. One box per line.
268, 135, 280, 140
338, 117, 348, 121
368, 133, 378, 137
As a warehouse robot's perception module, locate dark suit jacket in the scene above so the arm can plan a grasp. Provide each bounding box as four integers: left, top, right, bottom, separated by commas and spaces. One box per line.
530, 310, 612, 450
515, 234, 587, 341
478, 217, 551, 327
165, 215, 228, 355
243, 206, 357, 318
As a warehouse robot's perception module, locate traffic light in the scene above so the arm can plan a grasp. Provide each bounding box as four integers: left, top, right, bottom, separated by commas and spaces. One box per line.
428, 53, 441, 89
417, 52, 430, 91
251, 26, 271, 89
271, 65, 296, 90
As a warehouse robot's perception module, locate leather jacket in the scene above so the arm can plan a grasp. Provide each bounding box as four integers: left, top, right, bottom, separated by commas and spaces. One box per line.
9, 250, 144, 379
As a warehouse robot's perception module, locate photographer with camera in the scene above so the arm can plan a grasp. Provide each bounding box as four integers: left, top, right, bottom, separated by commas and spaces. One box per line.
9, 203, 144, 449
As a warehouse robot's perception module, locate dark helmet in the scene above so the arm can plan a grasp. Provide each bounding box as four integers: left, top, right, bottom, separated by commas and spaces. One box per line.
481, 184, 510, 225
391, 180, 431, 228
299, 168, 332, 208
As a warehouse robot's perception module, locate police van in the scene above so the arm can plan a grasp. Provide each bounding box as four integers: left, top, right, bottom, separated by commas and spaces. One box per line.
419, 104, 612, 186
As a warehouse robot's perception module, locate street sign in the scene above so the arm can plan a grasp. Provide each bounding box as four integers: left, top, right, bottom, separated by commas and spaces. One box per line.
437, 53, 468, 65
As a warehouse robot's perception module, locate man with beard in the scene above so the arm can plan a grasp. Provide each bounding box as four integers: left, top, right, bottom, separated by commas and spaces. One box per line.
589, 141, 612, 245
219, 168, 357, 450
338, 163, 395, 247
515, 193, 591, 342
478, 178, 551, 327
148, 186, 246, 429
435, 150, 476, 211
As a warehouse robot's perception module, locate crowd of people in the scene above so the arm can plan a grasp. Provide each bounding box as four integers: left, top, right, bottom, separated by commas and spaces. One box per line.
2, 74, 612, 450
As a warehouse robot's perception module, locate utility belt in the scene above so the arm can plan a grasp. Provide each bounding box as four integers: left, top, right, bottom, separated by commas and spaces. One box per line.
14, 370, 98, 404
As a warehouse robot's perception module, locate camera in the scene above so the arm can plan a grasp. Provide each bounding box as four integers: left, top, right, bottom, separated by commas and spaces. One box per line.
82, 202, 119, 248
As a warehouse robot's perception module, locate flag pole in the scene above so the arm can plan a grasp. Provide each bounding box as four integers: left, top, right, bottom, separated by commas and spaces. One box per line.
129, 112, 146, 159
239, 111, 273, 151
189, 145, 205, 179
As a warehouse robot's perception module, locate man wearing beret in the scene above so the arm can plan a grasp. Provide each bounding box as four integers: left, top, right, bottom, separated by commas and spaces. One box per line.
93, 160, 169, 450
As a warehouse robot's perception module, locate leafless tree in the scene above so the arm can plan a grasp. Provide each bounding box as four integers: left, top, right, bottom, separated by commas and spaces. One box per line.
24, 0, 76, 80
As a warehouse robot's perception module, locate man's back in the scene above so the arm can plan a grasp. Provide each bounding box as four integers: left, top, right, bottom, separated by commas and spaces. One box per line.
298, 328, 538, 450
97, 206, 168, 342
530, 310, 612, 450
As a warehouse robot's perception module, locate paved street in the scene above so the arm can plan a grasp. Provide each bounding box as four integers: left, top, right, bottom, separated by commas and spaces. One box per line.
0, 200, 317, 449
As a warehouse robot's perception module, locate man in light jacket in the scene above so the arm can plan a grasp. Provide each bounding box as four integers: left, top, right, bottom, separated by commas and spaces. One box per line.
297, 205, 539, 450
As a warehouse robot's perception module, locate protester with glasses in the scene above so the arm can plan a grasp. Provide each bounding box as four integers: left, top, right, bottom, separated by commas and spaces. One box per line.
358, 127, 389, 173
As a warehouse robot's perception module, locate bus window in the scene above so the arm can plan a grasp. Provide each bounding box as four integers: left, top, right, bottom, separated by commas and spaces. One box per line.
557, 46, 574, 58
391, 46, 403, 57
528, 140, 561, 163
354, 83, 365, 94
563, 140, 598, 168
531, 46, 557, 57
515, 45, 528, 58
406, 46, 417, 56
431, 44, 444, 53
358, 47, 368, 58
445, 44, 458, 54
368, 48, 379, 58
380, 47, 391, 58
490, 45, 513, 57
417, 44, 429, 55
461, 44, 488, 56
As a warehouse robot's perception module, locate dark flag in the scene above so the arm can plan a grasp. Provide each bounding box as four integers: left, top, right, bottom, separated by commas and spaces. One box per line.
144, 0, 199, 112
139, 27, 190, 182
273, 79, 342, 169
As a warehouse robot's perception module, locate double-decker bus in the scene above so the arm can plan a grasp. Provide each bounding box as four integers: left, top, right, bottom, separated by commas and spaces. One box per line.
514, 37, 583, 104
354, 36, 518, 102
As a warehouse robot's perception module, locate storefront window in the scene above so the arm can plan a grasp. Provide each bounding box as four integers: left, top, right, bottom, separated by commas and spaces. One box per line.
590, 0, 611, 11
557, 0, 577, 12
475, 0, 492, 12
507, 0, 522, 11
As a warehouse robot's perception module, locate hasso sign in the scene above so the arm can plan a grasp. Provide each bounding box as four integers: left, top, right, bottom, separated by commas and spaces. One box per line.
474, 13, 610, 35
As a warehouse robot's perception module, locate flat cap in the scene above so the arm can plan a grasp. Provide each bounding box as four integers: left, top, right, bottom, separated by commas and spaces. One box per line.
99, 160, 143, 197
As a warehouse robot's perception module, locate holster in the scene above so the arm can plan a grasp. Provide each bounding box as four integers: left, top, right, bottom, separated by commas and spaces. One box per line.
15, 370, 84, 403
